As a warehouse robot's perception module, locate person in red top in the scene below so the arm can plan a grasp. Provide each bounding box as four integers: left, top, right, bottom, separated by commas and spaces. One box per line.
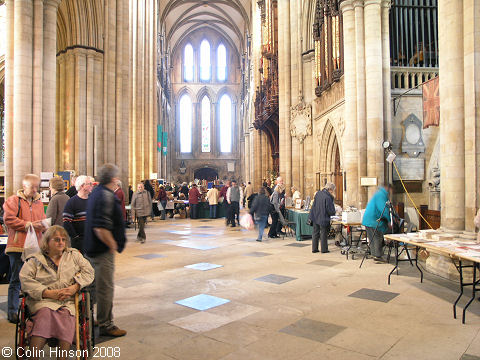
114, 180, 126, 222
219, 181, 231, 225
188, 184, 201, 219
4, 174, 47, 323
156, 185, 168, 220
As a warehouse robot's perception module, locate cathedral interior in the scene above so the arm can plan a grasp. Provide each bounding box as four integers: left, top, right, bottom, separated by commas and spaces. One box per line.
1, 0, 480, 359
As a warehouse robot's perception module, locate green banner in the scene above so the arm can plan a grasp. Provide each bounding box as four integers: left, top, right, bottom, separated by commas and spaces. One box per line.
162, 132, 168, 155
157, 125, 162, 152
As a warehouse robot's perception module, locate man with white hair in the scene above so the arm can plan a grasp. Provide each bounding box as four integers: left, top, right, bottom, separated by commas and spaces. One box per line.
3, 174, 47, 323
308, 183, 336, 253
63, 175, 94, 253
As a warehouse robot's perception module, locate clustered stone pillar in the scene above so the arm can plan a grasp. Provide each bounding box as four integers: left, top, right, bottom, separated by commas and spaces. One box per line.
5, 0, 61, 195
340, 0, 359, 207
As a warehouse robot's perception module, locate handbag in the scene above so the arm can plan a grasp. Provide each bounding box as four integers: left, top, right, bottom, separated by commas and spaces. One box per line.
22, 225, 40, 261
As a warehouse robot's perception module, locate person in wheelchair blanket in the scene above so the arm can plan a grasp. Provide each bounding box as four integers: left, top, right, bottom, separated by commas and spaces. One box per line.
19, 225, 94, 356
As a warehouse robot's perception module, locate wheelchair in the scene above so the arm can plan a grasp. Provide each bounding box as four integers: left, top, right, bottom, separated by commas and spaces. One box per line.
15, 290, 95, 360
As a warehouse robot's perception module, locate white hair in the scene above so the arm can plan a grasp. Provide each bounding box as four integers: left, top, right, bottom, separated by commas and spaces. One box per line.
75, 175, 89, 191
323, 182, 336, 192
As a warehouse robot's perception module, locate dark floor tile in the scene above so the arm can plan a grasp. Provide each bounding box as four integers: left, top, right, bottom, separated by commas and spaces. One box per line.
280, 318, 346, 343
135, 253, 166, 260
116, 277, 152, 288
244, 252, 271, 257
349, 288, 399, 303
285, 243, 310, 247
255, 274, 297, 284
461, 355, 480, 360
308, 259, 341, 267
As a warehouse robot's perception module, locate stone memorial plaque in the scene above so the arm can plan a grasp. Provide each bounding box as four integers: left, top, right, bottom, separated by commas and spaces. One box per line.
393, 158, 424, 181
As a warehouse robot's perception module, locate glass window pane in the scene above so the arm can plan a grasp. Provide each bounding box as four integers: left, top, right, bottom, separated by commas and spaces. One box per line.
179, 94, 192, 153
217, 44, 226, 81
201, 96, 211, 153
184, 44, 194, 81
219, 95, 232, 153
200, 40, 211, 81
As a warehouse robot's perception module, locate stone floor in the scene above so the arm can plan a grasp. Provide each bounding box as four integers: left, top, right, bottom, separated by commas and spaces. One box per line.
2, 217, 480, 359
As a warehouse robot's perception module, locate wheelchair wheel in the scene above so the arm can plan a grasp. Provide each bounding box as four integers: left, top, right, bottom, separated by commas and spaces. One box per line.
15, 297, 28, 360
79, 292, 94, 359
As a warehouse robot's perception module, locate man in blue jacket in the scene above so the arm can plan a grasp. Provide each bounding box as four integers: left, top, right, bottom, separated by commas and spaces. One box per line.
362, 184, 393, 261
85, 164, 127, 337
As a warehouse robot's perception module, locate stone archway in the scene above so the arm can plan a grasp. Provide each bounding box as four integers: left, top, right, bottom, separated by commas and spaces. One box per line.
194, 167, 218, 181
318, 120, 343, 206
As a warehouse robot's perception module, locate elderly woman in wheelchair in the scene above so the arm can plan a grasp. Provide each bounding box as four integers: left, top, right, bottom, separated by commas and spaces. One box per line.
19, 225, 94, 359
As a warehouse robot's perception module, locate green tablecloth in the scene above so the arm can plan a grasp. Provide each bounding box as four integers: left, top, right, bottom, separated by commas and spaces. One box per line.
286, 209, 312, 241
197, 202, 226, 219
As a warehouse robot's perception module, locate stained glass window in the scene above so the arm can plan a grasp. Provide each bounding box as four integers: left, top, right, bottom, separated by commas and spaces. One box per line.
219, 94, 232, 153
200, 40, 211, 81
201, 96, 211, 152
217, 44, 227, 81
179, 94, 192, 153
184, 44, 194, 81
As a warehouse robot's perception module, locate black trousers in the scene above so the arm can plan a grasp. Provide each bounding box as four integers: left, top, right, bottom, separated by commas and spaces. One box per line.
190, 204, 198, 219
229, 201, 240, 225
224, 202, 231, 224
312, 223, 330, 253
268, 212, 279, 237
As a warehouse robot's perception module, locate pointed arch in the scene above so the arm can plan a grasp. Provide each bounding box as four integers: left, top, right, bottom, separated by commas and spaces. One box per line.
183, 43, 194, 81
201, 95, 211, 152
218, 93, 232, 153
200, 39, 211, 81
179, 93, 193, 153
217, 43, 227, 81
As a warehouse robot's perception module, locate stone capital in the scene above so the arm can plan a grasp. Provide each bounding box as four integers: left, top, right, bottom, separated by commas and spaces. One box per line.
364, 0, 382, 7
43, 0, 62, 8
340, 0, 355, 13
381, 0, 391, 8
353, 0, 365, 9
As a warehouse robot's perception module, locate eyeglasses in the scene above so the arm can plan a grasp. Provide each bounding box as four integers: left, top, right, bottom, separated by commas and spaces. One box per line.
52, 237, 67, 243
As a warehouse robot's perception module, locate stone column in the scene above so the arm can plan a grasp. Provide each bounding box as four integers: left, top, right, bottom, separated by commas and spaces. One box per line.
340, 0, 359, 207
463, 0, 480, 230
12, 0, 34, 189
364, 0, 384, 198
354, 0, 368, 207
439, 0, 465, 230
381, 0, 392, 183
42, 0, 60, 173
86, 53, 95, 176
32, 0, 43, 175
4, 0, 15, 195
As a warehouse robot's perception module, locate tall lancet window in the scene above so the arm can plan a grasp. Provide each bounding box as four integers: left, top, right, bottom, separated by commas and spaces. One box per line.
200, 40, 211, 81
179, 94, 192, 153
201, 96, 211, 152
184, 44, 194, 81
217, 44, 227, 81
219, 94, 232, 153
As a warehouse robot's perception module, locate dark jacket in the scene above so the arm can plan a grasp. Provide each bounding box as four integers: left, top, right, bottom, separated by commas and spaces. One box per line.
249, 194, 270, 217
157, 188, 167, 202
308, 189, 336, 227
84, 184, 126, 257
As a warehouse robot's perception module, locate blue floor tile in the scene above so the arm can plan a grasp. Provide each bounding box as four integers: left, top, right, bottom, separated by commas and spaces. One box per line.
185, 263, 223, 271
255, 274, 297, 284
175, 294, 230, 311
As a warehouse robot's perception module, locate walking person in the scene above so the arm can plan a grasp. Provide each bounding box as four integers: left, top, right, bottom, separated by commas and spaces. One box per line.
268, 184, 287, 238
249, 187, 270, 242
188, 184, 201, 219
3, 174, 47, 323
114, 180, 127, 223
206, 185, 219, 219
84, 164, 127, 337
63, 175, 94, 253
226, 180, 242, 227
244, 182, 254, 208
157, 185, 168, 220
46, 177, 70, 226
219, 181, 230, 225
308, 183, 336, 253
131, 183, 152, 243
143, 180, 155, 220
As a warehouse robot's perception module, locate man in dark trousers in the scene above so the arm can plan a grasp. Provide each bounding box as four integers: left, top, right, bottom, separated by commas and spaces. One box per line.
84, 164, 127, 337
219, 181, 231, 225
308, 183, 336, 253
226, 180, 241, 227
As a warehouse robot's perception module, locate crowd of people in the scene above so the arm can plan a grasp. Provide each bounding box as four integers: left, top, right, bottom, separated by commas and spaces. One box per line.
1, 164, 396, 354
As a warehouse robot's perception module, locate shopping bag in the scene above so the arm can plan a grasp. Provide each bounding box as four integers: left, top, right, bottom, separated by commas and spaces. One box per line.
240, 213, 254, 230
157, 201, 164, 211
22, 226, 40, 261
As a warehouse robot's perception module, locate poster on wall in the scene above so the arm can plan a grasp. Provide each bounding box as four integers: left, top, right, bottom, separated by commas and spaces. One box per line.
157, 125, 162, 152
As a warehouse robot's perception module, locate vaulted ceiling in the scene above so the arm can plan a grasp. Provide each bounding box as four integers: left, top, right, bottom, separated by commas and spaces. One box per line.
159, 0, 251, 56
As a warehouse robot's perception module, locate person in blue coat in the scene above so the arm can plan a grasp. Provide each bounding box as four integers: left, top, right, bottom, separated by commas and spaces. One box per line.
362, 184, 393, 261
308, 183, 336, 253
